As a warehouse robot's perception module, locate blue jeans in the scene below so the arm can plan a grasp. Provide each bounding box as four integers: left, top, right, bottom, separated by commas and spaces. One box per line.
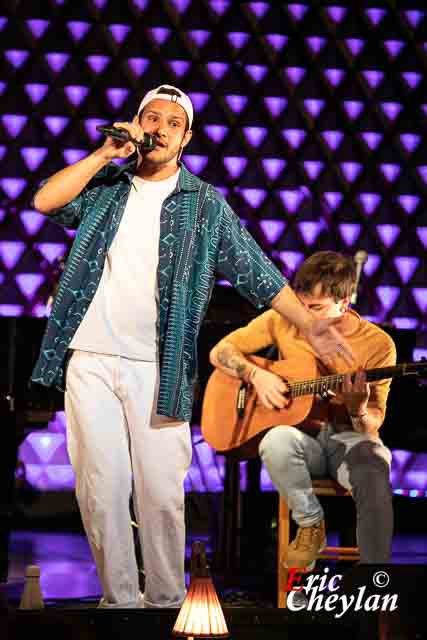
259, 425, 393, 563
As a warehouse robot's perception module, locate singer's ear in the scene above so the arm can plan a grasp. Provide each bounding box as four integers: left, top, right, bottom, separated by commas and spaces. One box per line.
181, 128, 193, 148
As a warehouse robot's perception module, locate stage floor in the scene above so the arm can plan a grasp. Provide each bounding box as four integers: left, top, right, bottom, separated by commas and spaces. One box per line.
1, 528, 427, 639
2, 527, 427, 607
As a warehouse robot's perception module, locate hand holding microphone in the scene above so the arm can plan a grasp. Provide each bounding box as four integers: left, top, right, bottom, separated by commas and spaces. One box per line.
96, 123, 157, 157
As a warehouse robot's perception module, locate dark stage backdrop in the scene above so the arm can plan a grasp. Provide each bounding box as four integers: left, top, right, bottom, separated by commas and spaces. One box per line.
0, 1, 426, 496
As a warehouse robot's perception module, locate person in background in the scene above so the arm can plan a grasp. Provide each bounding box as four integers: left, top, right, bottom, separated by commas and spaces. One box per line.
210, 251, 396, 569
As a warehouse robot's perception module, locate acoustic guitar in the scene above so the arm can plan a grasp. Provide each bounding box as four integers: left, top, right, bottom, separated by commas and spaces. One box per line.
201, 355, 427, 459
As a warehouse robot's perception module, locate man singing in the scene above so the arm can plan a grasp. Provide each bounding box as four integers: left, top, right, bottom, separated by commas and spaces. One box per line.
31, 85, 354, 608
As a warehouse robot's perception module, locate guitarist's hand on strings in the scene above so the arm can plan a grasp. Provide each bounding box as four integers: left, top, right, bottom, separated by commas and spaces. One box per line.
250, 368, 288, 410
209, 342, 288, 411
342, 368, 370, 415
341, 368, 381, 434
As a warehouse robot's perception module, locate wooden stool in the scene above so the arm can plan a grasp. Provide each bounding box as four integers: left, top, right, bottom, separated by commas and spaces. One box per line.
277, 478, 360, 608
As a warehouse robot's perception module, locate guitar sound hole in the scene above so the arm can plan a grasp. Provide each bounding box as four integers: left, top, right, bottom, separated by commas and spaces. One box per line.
283, 387, 292, 408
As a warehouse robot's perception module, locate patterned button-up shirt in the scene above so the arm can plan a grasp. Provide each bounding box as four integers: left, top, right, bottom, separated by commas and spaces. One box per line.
31, 160, 287, 421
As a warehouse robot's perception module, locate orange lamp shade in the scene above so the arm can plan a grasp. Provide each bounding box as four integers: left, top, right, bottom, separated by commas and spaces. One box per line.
172, 541, 229, 638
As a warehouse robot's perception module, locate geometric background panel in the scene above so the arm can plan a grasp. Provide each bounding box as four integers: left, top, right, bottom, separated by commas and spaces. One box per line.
17, 417, 427, 497
1, 2, 426, 491
1, 1, 425, 329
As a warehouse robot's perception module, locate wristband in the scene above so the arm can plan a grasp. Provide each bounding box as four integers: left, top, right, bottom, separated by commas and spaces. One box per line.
248, 367, 258, 383
350, 412, 368, 430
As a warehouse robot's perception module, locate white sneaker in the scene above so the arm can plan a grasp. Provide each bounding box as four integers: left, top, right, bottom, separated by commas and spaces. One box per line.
98, 591, 144, 608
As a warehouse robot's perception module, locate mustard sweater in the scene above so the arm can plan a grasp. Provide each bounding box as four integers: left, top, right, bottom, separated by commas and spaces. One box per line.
215, 309, 397, 430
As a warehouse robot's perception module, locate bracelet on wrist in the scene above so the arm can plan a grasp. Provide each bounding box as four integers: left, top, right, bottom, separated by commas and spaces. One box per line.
350, 412, 368, 419
248, 367, 258, 383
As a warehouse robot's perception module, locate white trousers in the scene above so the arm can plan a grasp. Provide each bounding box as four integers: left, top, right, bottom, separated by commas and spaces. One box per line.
65, 350, 192, 608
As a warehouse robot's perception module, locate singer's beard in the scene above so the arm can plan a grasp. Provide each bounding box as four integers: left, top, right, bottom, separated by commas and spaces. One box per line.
142, 145, 181, 167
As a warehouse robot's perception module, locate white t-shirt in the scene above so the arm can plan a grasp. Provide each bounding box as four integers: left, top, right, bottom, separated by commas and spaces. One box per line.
69, 170, 180, 360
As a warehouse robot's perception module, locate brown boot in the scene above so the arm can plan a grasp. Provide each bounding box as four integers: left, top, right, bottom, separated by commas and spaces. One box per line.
284, 520, 326, 570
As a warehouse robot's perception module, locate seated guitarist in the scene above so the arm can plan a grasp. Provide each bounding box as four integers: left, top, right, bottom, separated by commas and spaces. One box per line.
209, 251, 396, 569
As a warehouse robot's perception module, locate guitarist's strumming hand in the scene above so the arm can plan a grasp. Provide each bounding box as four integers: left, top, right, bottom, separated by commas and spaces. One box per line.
250, 368, 288, 411
210, 342, 288, 410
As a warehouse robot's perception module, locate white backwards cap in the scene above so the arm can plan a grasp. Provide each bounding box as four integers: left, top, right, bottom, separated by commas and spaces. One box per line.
137, 84, 194, 129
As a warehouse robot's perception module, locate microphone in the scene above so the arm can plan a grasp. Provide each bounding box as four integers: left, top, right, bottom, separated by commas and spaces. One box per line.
351, 250, 369, 305
96, 125, 157, 151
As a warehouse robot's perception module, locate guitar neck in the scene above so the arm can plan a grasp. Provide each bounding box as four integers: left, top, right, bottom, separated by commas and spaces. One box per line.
289, 363, 422, 398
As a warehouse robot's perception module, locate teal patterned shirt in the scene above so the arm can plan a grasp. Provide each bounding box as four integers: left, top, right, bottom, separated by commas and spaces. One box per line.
31, 160, 287, 420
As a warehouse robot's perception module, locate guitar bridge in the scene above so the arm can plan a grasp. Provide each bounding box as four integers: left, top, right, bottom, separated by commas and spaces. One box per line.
237, 383, 247, 417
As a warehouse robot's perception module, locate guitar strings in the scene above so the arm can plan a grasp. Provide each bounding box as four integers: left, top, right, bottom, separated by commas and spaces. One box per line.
288, 364, 414, 398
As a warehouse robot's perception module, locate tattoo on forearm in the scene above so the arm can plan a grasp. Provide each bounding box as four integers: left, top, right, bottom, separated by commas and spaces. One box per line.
217, 344, 251, 379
